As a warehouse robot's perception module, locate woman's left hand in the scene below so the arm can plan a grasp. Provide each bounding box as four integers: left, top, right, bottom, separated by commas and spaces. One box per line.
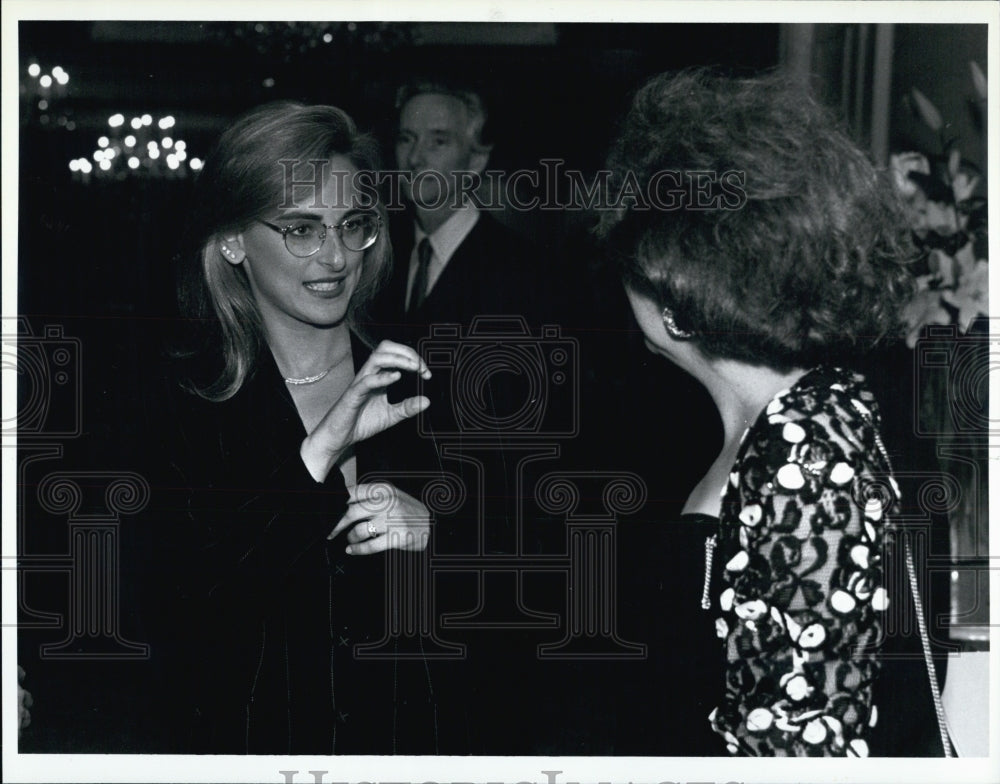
328, 482, 430, 555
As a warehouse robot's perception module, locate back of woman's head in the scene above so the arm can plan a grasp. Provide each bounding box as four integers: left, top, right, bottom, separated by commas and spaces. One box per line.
175, 101, 390, 399
598, 68, 915, 369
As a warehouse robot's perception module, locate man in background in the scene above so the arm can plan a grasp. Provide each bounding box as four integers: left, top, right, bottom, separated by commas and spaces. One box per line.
370, 78, 549, 335
366, 78, 561, 754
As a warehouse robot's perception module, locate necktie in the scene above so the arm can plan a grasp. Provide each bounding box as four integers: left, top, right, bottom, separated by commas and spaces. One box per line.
408, 237, 432, 313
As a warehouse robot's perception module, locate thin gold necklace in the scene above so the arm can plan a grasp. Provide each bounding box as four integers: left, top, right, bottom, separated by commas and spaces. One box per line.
283, 352, 349, 385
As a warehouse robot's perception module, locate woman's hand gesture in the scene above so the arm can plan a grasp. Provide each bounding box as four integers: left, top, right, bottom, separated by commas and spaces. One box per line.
328, 481, 431, 555
300, 341, 430, 482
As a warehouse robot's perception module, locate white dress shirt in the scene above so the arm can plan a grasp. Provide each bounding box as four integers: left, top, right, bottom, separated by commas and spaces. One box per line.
405, 202, 481, 308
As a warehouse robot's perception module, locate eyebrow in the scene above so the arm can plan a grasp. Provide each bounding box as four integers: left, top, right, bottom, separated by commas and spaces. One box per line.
272, 209, 370, 223
272, 210, 323, 222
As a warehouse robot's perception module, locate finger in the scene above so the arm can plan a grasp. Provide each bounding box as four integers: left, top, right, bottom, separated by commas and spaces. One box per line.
339, 370, 401, 407
346, 526, 428, 555
371, 340, 424, 362
346, 517, 383, 544
328, 504, 371, 540
349, 482, 399, 505
356, 369, 402, 392
363, 356, 430, 383
347, 482, 370, 503
365, 343, 432, 379
401, 395, 431, 417
346, 531, 393, 556
382, 396, 431, 429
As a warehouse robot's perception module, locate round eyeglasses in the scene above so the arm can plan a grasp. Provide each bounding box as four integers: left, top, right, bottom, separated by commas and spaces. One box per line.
258, 212, 381, 257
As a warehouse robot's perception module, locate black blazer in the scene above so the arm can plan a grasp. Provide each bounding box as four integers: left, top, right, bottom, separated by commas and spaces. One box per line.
366, 209, 554, 344
364, 209, 560, 479
133, 334, 443, 754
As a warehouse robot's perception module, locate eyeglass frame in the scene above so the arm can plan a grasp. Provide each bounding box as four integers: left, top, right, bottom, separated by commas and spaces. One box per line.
256, 211, 382, 257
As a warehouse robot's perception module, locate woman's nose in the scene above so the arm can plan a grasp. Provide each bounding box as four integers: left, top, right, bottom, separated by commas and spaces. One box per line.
318, 231, 348, 270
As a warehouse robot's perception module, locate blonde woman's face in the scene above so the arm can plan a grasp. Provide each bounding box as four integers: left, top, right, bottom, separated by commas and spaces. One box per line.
225, 157, 366, 333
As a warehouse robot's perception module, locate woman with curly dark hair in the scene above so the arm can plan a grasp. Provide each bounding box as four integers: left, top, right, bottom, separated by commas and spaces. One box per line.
598, 69, 947, 757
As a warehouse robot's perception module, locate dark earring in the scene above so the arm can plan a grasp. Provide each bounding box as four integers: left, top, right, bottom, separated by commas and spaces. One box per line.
662, 307, 693, 340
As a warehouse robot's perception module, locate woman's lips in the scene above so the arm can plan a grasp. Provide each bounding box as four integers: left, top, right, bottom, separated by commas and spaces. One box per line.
303, 278, 345, 296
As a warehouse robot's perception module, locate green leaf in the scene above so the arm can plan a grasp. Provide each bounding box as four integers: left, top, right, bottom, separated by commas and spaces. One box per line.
970, 60, 988, 102
912, 88, 943, 132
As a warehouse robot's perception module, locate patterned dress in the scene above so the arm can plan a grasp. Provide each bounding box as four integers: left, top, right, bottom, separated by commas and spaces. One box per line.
709, 367, 896, 756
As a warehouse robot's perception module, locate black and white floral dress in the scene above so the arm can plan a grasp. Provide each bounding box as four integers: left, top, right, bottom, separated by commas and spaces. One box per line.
708, 367, 896, 757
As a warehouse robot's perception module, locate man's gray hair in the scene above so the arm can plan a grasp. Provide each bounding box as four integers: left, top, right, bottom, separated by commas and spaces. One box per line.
396, 79, 494, 154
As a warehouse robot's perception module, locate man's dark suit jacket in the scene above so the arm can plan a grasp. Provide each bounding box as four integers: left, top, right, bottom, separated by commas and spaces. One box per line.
365, 207, 560, 557
366, 208, 553, 343
364, 209, 572, 753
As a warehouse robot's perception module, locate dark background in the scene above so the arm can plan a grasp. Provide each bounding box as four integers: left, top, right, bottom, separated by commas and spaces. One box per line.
17, 21, 780, 317
14, 21, 982, 755
14, 21, 777, 753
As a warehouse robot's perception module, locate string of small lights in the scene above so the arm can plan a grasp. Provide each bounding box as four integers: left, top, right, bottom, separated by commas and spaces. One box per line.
24, 62, 75, 130
69, 113, 203, 182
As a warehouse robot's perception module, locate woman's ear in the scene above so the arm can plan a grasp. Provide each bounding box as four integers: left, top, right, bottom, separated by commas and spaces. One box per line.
218, 235, 246, 266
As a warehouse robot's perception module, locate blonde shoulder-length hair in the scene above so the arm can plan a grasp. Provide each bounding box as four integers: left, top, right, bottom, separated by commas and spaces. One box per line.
176, 101, 391, 401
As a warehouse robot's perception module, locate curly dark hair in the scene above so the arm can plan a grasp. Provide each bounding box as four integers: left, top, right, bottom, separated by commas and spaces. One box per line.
596, 68, 916, 369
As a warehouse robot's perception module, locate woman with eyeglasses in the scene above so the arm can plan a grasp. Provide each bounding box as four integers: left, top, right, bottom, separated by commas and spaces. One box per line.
137, 102, 446, 754
597, 70, 948, 756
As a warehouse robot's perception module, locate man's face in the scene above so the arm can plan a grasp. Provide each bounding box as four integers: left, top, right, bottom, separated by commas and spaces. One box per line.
395, 93, 486, 209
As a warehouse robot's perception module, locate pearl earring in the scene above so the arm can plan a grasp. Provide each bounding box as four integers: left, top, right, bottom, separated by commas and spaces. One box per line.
662, 307, 693, 340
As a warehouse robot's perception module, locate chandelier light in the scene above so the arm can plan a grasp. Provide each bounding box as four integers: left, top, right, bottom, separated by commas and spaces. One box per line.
70, 112, 202, 182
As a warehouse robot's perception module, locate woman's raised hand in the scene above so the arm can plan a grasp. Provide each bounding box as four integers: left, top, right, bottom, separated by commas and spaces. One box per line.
300, 341, 431, 482
328, 481, 430, 555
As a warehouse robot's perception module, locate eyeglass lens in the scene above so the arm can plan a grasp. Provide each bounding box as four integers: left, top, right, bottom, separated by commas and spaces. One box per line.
284, 214, 379, 256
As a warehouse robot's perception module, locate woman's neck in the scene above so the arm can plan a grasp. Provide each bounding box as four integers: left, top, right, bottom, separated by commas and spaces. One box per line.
264, 320, 353, 380
698, 358, 808, 445
680, 357, 808, 517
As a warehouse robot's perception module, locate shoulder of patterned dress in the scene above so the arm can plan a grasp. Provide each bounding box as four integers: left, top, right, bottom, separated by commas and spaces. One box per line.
762, 366, 881, 432
731, 366, 888, 508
